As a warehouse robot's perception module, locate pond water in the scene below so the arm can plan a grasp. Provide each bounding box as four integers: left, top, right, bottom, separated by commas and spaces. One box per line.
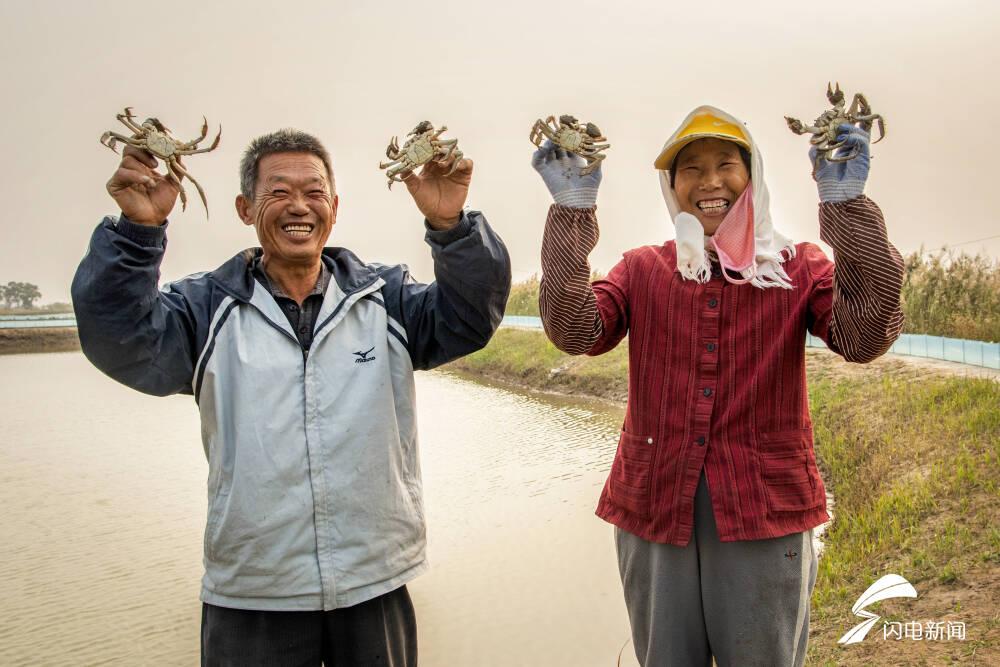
0, 352, 640, 666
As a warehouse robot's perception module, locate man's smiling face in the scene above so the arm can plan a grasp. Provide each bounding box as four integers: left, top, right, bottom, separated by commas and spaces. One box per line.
236, 152, 338, 266
671, 138, 750, 236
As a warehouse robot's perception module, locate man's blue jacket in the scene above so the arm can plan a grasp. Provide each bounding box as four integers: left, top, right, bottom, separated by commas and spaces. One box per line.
72, 211, 511, 610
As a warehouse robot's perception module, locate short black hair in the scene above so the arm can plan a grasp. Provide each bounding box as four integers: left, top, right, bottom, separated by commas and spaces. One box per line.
668, 142, 751, 187
240, 128, 334, 200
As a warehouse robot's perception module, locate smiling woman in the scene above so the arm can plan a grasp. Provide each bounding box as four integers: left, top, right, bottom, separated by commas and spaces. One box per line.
669, 138, 750, 236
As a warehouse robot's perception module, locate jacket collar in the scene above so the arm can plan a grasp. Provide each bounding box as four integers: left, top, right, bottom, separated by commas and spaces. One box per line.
208, 247, 379, 303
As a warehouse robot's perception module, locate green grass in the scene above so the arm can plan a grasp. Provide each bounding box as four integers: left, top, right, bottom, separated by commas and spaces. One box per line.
806, 364, 999, 664
451, 328, 628, 402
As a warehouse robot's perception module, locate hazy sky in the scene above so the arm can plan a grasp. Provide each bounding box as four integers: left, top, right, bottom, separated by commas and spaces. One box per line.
2, 0, 998, 303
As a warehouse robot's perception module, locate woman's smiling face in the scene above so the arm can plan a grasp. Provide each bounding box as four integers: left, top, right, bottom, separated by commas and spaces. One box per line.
671, 138, 750, 236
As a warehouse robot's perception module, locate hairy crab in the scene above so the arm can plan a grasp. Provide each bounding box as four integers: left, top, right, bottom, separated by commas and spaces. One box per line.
529, 114, 610, 175
378, 121, 462, 189
100, 107, 221, 217
785, 83, 885, 173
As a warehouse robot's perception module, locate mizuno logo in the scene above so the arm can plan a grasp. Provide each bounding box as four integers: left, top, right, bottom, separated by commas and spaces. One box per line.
354, 347, 376, 364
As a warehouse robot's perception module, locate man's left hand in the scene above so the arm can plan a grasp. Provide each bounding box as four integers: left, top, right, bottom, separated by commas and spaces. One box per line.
403, 156, 473, 230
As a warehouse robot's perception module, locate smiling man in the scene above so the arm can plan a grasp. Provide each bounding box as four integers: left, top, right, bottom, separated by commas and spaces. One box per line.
72, 128, 511, 666
533, 106, 904, 666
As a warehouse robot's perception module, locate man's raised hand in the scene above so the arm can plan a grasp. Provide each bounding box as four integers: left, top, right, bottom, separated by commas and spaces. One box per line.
402, 155, 473, 230
107, 146, 182, 226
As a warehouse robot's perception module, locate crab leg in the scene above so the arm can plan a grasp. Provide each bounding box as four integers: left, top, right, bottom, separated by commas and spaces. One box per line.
169, 158, 213, 217
579, 153, 604, 176
116, 109, 145, 135
162, 159, 189, 212
529, 121, 556, 146
852, 114, 886, 143
385, 165, 412, 190
100, 131, 144, 154
178, 117, 209, 149
436, 144, 457, 166
176, 127, 222, 156
443, 149, 464, 176
825, 147, 861, 163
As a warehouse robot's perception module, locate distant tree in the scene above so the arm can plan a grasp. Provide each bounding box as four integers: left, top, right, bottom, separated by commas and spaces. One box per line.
1, 281, 42, 309
17, 282, 41, 308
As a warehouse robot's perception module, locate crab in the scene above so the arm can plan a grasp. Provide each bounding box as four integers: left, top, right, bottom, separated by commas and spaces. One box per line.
529, 114, 610, 176
785, 83, 885, 175
378, 121, 462, 189
100, 107, 221, 217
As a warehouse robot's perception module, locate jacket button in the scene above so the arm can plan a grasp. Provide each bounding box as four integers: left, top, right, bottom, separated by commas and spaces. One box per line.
647, 437, 654, 444
299, 325, 309, 334
703, 388, 713, 397
696, 436, 706, 446
706, 343, 716, 352
708, 298, 719, 308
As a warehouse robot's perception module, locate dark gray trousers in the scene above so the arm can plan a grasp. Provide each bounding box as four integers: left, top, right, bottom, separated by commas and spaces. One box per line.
201, 585, 417, 667
616, 474, 817, 667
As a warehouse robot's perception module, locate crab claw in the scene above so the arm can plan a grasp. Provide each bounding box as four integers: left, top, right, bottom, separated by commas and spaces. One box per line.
146, 117, 169, 133
384, 137, 400, 159
852, 93, 871, 117
209, 124, 222, 150
785, 116, 805, 134
873, 116, 886, 143
100, 131, 119, 153
827, 82, 844, 106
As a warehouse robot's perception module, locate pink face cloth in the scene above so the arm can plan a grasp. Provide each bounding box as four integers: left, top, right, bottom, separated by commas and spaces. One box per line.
710, 185, 755, 284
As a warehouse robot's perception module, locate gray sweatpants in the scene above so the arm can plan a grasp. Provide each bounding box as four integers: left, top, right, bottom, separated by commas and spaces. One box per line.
616, 474, 817, 667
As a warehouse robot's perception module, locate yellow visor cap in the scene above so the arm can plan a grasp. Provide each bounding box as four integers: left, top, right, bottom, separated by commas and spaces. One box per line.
654, 114, 751, 170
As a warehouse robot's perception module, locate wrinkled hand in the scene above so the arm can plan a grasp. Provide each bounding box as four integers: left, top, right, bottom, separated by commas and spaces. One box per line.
531, 141, 602, 208
811, 123, 870, 203
106, 146, 181, 226
402, 156, 473, 230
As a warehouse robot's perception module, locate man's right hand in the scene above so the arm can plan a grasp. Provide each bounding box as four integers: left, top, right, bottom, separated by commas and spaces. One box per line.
107, 146, 182, 226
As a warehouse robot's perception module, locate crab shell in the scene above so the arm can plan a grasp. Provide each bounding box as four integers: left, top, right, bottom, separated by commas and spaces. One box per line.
143, 132, 177, 159
403, 135, 437, 167
555, 127, 586, 152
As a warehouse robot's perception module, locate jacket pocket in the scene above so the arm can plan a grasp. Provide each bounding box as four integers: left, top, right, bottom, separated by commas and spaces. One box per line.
608, 430, 655, 518
758, 430, 824, 513
204, 485, 230, 564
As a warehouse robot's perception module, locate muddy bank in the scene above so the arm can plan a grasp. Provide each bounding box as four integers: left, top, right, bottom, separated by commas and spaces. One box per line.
0, 328, 80, 355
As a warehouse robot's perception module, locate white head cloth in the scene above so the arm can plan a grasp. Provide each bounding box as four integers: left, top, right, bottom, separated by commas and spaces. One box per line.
657, 105, 796, 289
